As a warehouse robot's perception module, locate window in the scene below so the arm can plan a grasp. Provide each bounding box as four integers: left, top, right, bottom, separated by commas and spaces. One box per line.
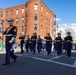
40, 25, 42, 31
46, 11, 48, 16
10, 10, 13, 15
0, 12, 3, 17
34, 4, 38, 10
46, 19, 49, 25
26, 15, 28, 21
34, 14, 38, 20
16, 9, 18, 15
22, 8, 24, 13
41, 6, 43, 11
1, 12, 3, 17
6, 11, 8, 16
49, 20, 50, 25
50, 19, 52, 25
34, 24, 37, 30
41, 15, 43, 21
26, 6, 28, 12
16, 18, 18, 23
22, 17, 24, 23
21, 26, 24, 31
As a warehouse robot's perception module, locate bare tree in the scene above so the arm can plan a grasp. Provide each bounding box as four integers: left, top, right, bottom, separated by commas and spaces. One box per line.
65, 27, 75, 40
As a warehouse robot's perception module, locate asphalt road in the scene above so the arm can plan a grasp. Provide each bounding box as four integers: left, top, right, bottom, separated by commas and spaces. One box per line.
0, 49, 76, 75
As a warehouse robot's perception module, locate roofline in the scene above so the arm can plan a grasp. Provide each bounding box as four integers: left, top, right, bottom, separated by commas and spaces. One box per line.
0, 8, 4, 9
5, 4, 26, 9
40, 1, 54, 15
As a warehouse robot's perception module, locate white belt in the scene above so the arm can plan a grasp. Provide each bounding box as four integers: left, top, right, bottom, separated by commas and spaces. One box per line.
7, 34, 14, 36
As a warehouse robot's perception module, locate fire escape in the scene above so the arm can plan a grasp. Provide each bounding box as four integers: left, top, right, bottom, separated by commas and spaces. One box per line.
25, 3, 28, 35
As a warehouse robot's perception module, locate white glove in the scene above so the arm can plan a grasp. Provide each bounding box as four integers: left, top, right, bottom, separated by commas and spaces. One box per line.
9, 37, 15, 43
0, 29, 4, 33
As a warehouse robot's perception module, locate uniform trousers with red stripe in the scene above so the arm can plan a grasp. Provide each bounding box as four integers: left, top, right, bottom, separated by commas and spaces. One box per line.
5, 36, 17, 63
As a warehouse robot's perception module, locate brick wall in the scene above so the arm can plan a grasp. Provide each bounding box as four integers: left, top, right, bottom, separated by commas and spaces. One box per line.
0, 0, 55, 43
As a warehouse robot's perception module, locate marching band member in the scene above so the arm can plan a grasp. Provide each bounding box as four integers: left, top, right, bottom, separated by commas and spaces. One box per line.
2, 18, 17, 65
31, 32, 37, 54
19, 32, 25, 53
44, 33, 52, 55
64, 32, 73, 57
37, 35, 43, 53
55, 33, 63, 56
25, 35, 30, 53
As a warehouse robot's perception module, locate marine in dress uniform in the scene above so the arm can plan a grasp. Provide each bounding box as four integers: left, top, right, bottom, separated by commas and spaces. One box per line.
64, 32, 73, 57
55, 33, 63, 56
63, 37, 67, 52
25, 35, 30, 53
29, 37, 33, 52
44, 33, 52, 55
2, 18, 17, 65
53, 42, 56, 51
75, 42, 76, 50
19, 32, 25, 53
31, 32, 37, 54
37, 35, 43, 53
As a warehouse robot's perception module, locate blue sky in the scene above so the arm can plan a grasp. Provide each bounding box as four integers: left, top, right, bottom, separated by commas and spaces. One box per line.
0, 0, 76, 25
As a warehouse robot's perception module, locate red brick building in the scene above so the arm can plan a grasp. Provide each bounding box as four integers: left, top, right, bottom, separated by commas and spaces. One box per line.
0, 0, 55, 42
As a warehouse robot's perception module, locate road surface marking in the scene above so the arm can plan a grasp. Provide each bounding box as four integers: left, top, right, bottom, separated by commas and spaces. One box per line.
50, 56, 62, 59
73, 60, 76, 66
52, 53, 76, 59
30, 57, 76, 69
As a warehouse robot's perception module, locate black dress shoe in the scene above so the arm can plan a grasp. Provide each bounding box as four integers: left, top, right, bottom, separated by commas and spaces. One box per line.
20, 50, 24, 54
3, 62, 10, 65
47, 52, 50, 55
33, 52, 35, 54
13, 57, 17, 62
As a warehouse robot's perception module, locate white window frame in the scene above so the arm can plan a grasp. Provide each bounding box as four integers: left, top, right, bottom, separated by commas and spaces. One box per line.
22, 8, 24, 13
26, 6, 28, 12
41, 6, 43, 11
46, 11, 48, 16
6, 12, 8, 16
16, 18, 18, 23
10, 10, 13, 16
40, 25, 42, 31
41, 16, 43, 21
34, 4, 38, 10
34, 24, 37, 30
21, 26, 24, 31
0, 12, 3, 17
22, 17, 24, 23
34, 14, 38, 20
16, 9, 18, 15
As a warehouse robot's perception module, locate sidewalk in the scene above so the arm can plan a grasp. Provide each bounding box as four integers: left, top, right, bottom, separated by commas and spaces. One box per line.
0, 47, 20, 54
